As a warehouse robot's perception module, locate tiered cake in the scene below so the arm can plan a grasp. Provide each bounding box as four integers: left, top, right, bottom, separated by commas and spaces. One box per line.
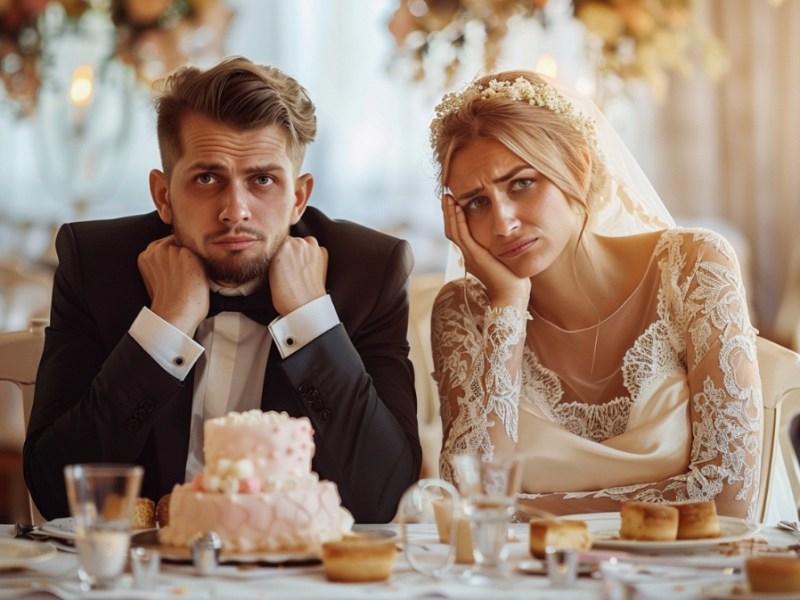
158, 410, 353, 552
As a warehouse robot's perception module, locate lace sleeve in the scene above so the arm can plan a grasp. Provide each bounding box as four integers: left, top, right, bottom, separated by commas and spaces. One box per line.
431, 279, 529, 486
518, 230, 761, 519
674, 231, 761, 518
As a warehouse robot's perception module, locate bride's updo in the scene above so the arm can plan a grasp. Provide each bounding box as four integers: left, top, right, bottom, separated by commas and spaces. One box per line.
429, 70, 606, 226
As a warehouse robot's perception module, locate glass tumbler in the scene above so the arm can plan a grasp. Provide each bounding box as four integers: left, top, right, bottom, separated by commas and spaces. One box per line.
64, 463, 143, 591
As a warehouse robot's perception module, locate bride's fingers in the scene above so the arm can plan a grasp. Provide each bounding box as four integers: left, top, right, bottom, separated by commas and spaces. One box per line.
441, 194, 454, 241
450, 201, 484, 262
442, 194, 462, 246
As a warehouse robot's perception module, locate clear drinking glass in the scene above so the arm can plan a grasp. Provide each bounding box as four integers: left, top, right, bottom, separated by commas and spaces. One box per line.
453, 454, 524, 584
63, 463, 144, 591
397, 478, 460, 579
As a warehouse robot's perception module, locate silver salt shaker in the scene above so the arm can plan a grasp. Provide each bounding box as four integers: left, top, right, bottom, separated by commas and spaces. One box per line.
545, 546, 579, 587
192, 531, 222, 576
130, 546, 160, 590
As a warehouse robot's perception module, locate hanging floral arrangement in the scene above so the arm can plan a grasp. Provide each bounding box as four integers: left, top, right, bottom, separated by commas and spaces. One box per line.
0, 0, 233, 117
387, 0, 729, 96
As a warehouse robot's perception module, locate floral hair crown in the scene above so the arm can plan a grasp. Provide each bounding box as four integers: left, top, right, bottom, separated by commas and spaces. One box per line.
429, 76, 598, 151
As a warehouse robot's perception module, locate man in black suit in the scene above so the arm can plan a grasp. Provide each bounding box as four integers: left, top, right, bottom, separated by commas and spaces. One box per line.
23, 56, 421, 523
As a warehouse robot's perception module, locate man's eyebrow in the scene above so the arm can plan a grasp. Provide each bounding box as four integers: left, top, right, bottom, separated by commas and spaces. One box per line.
244, 163, 286, 175
188, 161, 224, 172
187, 162, 287, 174
454, 165, 531, 201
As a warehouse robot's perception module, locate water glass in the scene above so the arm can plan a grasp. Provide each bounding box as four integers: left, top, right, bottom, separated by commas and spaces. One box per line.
63, 463, 144, 591
397, 478, 460, 578
453, 454, 524, 584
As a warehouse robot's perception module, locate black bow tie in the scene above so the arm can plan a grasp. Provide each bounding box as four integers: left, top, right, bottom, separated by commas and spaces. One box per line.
207, 286, 277, 326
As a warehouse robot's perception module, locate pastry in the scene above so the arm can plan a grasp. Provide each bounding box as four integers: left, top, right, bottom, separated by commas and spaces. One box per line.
746, 556, 800, 593
322, 535, 397, 582
619, 501, 679, 541
529, 519, 592, 559
669, 499, 720, 539
131, 497, 156, 529
156, 493, 170, 528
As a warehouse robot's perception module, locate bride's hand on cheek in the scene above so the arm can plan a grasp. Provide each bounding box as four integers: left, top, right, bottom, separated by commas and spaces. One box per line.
442, 194, 530, 307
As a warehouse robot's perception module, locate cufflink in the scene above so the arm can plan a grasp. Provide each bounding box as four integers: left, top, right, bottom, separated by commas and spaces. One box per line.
173, 355, 185, 366
285, 337, 296, 347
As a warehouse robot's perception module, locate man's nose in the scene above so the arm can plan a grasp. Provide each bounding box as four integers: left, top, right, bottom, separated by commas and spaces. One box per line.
219, 184, 251, 224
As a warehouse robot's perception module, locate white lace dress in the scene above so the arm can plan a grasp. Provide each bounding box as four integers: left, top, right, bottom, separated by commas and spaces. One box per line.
432, 228, 762, 520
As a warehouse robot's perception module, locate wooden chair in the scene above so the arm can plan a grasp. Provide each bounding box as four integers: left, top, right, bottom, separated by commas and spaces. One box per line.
773, 236, 800, 351
407, 273, 444, 479
756, 335, 800, 523
0, 319, 47, 524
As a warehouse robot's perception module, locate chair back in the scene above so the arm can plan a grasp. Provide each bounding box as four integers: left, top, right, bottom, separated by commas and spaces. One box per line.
756, 335, 800, 522
0, 319, 47, 524
408, 273, 444, 478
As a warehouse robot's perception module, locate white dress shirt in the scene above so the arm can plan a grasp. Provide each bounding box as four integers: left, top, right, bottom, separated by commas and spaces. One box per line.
128, 281, 339, 482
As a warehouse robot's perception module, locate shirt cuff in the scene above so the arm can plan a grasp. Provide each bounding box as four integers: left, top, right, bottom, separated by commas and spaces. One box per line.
268, 295, 339, 359
129, 308, 204, 380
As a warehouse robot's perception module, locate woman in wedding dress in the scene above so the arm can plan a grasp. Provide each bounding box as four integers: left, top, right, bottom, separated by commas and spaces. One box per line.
429, 70, 763, 520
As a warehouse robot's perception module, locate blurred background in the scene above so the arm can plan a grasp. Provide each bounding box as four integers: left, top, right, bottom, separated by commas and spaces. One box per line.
1, 0, 799, 520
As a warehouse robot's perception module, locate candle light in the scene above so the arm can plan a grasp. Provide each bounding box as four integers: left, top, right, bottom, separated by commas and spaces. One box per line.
535, 54, 559, 79
69, 64, 94, 136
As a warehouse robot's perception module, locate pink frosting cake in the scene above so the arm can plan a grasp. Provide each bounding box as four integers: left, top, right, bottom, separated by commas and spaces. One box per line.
159, 410, 353, 552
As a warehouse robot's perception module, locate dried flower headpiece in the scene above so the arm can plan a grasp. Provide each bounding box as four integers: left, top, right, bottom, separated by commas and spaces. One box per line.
429, 76, 598, 151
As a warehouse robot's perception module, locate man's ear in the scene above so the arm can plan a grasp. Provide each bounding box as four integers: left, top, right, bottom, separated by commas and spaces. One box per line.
290, 173, 314, 225
150, 169, 173, 224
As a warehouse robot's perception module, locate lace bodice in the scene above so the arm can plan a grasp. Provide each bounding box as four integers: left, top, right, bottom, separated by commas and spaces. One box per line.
432, 228, 761, 520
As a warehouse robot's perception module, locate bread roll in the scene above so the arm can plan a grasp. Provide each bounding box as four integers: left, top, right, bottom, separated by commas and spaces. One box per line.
669, 499, 720, 539
529, 519, 592, 559
132, 498, 156, 529
156, 493, 171, 528
746, 556, 800, 593
322, 535, 397, 582
619, 501, 678, 541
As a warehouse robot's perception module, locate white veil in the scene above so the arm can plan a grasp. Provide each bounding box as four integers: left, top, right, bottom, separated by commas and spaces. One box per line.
440, 74, 675, 281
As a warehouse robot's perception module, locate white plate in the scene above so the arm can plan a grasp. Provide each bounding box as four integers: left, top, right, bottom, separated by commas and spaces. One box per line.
0, 539, 57, 570
130, 530, 322, 564
561, 513, 759, 552
703, 581, 800, 599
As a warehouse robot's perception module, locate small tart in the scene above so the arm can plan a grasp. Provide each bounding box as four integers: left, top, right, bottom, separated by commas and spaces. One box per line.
669, 499, 720, 540
619, 501, 679, 541
529, 519, 592, 559
746, 556, 800, 593
322, 535, 397, 582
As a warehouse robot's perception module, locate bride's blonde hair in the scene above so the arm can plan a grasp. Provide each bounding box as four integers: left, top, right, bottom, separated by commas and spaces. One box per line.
430, 70, 606, 229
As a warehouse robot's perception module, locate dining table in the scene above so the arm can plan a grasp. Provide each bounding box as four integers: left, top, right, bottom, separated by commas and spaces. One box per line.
1, 518, 799, 600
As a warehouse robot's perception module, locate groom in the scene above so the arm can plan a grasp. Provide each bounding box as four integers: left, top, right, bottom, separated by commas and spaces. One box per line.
23, 57, 421, 523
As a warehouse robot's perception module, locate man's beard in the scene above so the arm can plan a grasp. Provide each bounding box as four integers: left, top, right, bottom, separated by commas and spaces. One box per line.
202, 252, 271, 285
173, 223, 286, 286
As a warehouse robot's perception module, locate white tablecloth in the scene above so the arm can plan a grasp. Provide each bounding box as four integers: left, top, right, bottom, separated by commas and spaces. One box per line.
2, 522, 799, 600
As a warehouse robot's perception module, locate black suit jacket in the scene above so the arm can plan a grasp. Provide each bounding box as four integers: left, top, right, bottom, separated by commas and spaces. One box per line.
23, 207, 421, 523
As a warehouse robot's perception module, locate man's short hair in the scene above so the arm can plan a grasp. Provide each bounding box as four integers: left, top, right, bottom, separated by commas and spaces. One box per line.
153, 56, 317, 176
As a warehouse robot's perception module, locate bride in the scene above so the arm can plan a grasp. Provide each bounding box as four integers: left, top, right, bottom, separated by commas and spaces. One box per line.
429, 70, 768, 520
